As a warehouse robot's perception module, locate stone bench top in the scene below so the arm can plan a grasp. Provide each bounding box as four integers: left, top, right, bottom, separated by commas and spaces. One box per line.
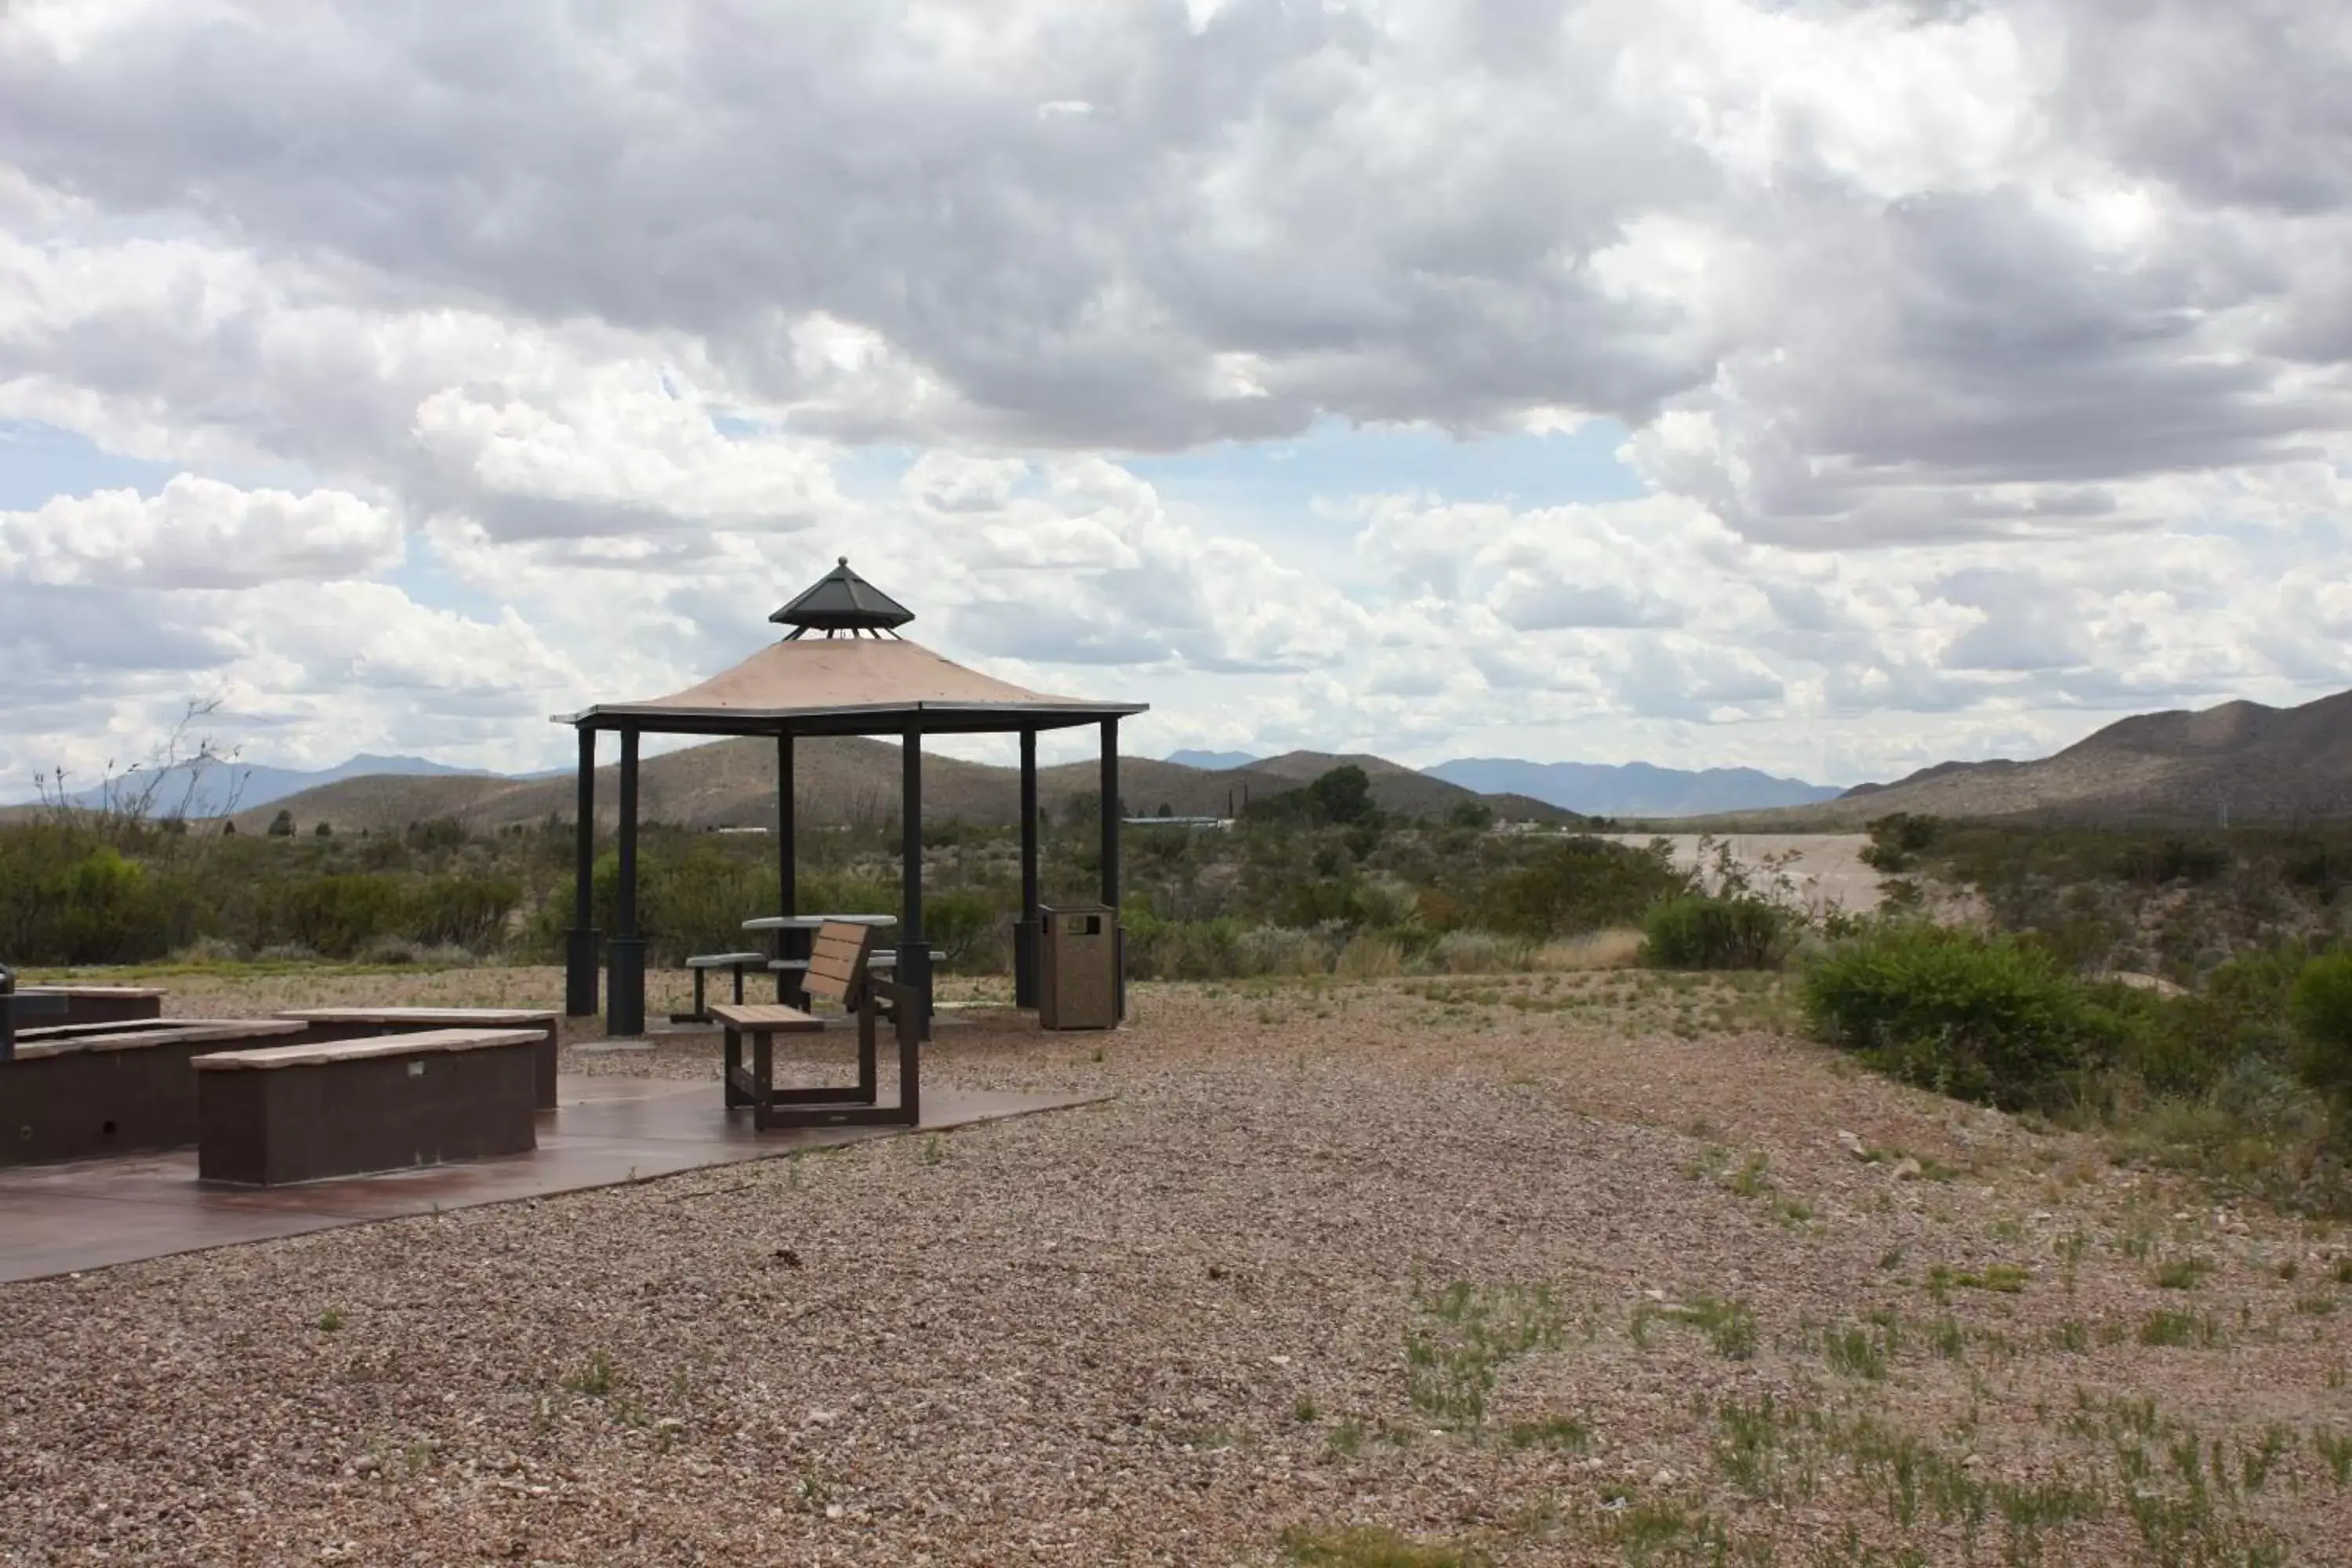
9, 1019, 306, 1062
686, 953, 770, 967
194, 1027, 545, 1072
19, 985, 168, 1000
274, 1007, 558, 1025
17, 1017, 238, 1040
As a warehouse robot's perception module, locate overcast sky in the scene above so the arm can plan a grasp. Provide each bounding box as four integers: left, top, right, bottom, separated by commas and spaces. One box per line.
3, 0, 2348, 796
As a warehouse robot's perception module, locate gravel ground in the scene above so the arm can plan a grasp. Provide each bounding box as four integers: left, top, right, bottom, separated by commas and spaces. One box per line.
5, 969, 2350, 1565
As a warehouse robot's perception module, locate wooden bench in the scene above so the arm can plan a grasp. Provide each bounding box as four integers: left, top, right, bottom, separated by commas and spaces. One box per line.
675, 952, 771, 1024
711, 921, 921, 1129
194, 1028, 542, 1185
1, 1020, 307, 1167
272, 1008, 561, 1110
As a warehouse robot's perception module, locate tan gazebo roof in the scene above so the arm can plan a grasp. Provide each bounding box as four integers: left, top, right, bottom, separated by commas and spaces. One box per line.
558, 635, 1143, 736
557, 559, 1144, 736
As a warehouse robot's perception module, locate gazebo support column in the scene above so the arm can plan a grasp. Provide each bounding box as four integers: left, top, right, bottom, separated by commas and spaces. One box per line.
564, 725, 601, 1018
1100, 716, 1123, 1021
776, 732, 800, 1004
608, 728, 646, 1038
1014, 728, 1040, 1008
898, 724, 932, 1042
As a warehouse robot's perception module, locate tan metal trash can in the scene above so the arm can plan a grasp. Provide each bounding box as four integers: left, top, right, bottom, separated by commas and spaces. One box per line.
1039, 904, 1119, 1030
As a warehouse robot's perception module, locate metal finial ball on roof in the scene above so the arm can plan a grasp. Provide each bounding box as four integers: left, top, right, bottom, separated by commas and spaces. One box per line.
771, 556, 916, 637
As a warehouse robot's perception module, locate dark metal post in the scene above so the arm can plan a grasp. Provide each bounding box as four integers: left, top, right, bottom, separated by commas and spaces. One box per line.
1015, 728, 1040, 1007
608, 728, 645, 1036
776, 731, 799, 1002
0, 961, 14, 1065
1100, 716, 1123, 1020
564, 725, 601, 1017
898, 724, 931, 1040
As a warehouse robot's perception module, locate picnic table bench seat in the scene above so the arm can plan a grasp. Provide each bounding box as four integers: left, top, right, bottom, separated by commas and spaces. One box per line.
674, 951, 772, 1024
194, 1027, 542, 1185
712, 921, 920, 1130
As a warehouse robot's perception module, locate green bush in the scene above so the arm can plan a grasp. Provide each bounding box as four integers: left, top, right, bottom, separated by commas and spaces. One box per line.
1802, 924, 2108, 1111
405, 876, 522, 950
1643, 894, 1786, 970
923, 891, 1002, 972
272, 873, 406, 957
1487, 837, 1690, 940
2288, 952, 2352, 1105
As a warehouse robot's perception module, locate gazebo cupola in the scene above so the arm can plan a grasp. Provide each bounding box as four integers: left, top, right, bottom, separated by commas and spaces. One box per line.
557, 555, 1146, 1045
771, 557, 914, 637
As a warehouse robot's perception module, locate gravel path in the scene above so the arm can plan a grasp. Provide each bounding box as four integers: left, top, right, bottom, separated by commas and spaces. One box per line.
4, 975, 2348, 1565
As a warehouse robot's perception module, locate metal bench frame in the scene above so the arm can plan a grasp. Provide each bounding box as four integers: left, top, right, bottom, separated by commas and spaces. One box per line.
712, 922, 920, 1130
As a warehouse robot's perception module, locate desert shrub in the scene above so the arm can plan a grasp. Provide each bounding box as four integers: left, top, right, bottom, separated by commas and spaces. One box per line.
1486, 837, 1690, 940
1643, 894, 1786, 971
1236, 924, 1333, 977
2289, 952, 2352, 1106
1860, 812, 1940, 873
1420, 930, 1527, 975
405, 875, 522, 950
1802, 923, 2108, 1111
1447, 800, 1495, 831
641, 848, 764, 964
924, 890, 1001, 972
0, 826, 191, 963
1335, 933, 1403, 979
272, 873, 406, 957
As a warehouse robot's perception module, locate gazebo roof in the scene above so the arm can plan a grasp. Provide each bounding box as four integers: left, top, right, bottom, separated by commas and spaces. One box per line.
556, 559, 1145, 737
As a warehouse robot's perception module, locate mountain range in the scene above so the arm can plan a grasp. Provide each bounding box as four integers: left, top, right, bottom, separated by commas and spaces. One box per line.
183, 740, 1578, 836
53, 753, 492, 819
1425, 758, 1842, 817
22, 684, 2351, 833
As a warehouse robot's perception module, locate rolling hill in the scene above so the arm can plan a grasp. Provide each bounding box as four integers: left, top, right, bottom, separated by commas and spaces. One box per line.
226, 737, 1581, 834
1718, 689, 2352, 828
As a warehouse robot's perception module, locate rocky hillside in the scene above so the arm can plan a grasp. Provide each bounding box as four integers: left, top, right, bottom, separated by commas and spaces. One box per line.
1730, 689, 2352, 827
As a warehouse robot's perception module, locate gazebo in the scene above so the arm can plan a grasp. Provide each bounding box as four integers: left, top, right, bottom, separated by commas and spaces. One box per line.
555, 558, 1147, 1038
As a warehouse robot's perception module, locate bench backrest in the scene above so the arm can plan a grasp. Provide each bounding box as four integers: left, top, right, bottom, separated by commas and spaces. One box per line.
804, 921, 877, 1007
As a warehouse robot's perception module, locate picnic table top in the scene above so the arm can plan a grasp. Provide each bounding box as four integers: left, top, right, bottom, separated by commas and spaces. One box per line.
707, 1002, 825, 1032
742, 913, 896, 931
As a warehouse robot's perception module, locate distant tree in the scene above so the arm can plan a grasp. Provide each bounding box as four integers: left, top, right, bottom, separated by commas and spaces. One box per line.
1306, 765, 1375, 826
1448, 799, 1496, 831
1156, 802, 1173, 818
221, 819, 238, 837
313, 820, 333, 838
267, 808, 296, 837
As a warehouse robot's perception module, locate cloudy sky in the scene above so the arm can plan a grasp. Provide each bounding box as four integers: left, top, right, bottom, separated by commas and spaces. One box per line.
3, 0, 2348, 797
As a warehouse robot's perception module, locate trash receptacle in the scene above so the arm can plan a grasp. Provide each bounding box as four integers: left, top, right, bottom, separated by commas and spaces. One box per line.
1038, 904, 1119, 1030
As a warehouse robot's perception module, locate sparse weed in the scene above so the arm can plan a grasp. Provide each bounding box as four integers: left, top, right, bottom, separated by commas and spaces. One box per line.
2153, 1256, 2216, 1290
2137, 1309, 2220, 1348
564, 1348, 616, 1398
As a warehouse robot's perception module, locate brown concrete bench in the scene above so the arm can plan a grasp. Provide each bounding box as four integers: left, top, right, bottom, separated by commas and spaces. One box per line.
195, 1028, 542, 1185
19, 985, 166, 1026
273, 1008, 561, 1110
1, 1020, 307, 1167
